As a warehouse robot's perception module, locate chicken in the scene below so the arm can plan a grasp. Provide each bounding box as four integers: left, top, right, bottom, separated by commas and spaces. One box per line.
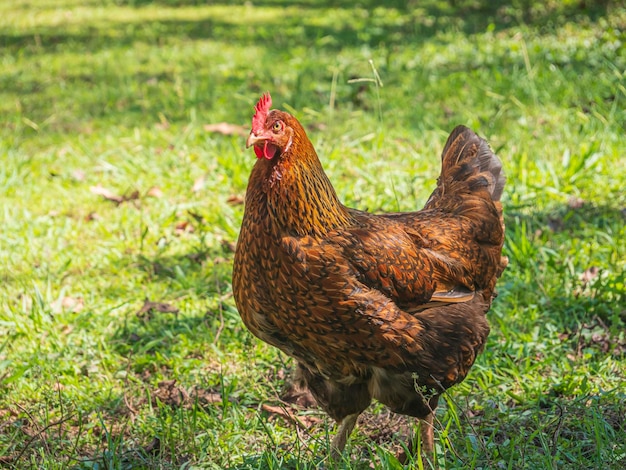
232, 92, 507, 461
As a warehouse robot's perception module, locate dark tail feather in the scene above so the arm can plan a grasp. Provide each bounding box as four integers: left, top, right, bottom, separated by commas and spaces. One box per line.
426, 125, 505, 208
425, 125, 508, 300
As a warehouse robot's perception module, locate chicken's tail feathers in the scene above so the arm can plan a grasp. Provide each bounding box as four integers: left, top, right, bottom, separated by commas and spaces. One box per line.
424, 125, 508, 300
426, 125, 505, 207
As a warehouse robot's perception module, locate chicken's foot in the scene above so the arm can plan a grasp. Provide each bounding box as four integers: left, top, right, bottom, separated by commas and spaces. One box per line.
330, 413, 359, 459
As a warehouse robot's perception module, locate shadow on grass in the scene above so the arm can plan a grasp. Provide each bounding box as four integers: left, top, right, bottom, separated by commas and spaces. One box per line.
110, 253, 236, 351
2, 0, 620, 138
503, 201, 625, 332
2, 0, 614, 55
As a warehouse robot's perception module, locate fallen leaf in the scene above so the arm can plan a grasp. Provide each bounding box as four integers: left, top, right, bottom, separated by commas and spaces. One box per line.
262, 403, 295, 419
568, 197, 585, 209
60, 324, 74, 335
90, 185, 140, 205
65, 296, 84, 312
90, 185, 124, 203
153, 380, 189, 408
191, 388, 223, 405
192, 175, 206, 193
136, 298, 179, 318
72, 170, 86, 181
175, 220, 194, 235
261, 403, 323, 429
204, 122, 249, 137
146, 186, 163, 198
143, 437, 161, 456
580, 266, 600, 286
126, 190, 140, 202
53, 296, 84, 313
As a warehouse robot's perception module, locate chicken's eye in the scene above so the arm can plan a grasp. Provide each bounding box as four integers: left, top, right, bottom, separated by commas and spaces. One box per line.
272, 121, 282, 132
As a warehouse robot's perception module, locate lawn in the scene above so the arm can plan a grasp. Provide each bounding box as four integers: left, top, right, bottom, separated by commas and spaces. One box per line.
1, 0, 625, 468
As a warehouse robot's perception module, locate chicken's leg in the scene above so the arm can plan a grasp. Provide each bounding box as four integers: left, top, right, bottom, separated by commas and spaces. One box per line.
330, 413, 359, 459
419, 412, 434, 457
398, 413, 435, 465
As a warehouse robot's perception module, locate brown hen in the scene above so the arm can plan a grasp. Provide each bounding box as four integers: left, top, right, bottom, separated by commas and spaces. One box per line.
232, 93, 507, 462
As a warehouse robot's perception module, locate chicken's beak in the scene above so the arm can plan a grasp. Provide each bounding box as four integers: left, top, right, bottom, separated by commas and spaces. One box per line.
246, 132, 263, 149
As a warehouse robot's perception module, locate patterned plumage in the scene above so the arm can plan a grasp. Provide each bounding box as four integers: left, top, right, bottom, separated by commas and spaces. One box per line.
233, 93, 507, 461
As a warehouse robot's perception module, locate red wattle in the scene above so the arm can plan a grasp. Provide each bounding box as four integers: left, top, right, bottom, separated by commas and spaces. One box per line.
252, 142, 278, 160
263, 142, 278, 160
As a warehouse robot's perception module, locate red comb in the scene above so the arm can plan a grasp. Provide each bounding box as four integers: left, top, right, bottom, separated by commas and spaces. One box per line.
251, 92, 272, 134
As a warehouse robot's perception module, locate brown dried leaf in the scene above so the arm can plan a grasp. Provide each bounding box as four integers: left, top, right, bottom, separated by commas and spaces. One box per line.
90, 185, 124, 203
580, 266, 600, 286
568, 196, 585, 209
192, 175, 206, 193
126, 190, 140, 202
53, 296, 84, 313
174, 220, 194, 235
62, 296, 84, 311
261, 403, 296, 420
203, 122, 249, 137
142, 437, 161, 456
90, 185, 140, 205
72, 170, 86, 181
137, 298, 179, 318
153, 380, 189, 408
191, 387, 223, 405
85, 212, 100, 222
60, 324, 73, 335
146, 186, 164, 198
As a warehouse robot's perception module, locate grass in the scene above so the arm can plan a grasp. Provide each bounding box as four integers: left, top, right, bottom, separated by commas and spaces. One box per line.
1, 0, 625, 468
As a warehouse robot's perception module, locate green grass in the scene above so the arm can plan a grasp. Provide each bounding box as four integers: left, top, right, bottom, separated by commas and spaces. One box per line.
1, 0, 625, 468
